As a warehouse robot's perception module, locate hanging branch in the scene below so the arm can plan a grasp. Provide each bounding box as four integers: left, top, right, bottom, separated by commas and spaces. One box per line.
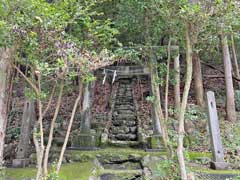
12, 64, 39, 94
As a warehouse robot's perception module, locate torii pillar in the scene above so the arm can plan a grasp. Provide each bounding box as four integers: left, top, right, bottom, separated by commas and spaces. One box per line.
71, 82, 99, 150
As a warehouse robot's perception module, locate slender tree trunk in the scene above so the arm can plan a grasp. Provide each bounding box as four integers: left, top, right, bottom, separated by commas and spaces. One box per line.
34, 74, 45, 180
56, 81, 83, 174
221, 33, 236, 122
193, 52, 204, 107
174, 54, 181, 118
0, 48, 12, 167
165, 39, 171, 121
230, 33, 240, 89
177, 25, 193, 180
43, 80, 64, 176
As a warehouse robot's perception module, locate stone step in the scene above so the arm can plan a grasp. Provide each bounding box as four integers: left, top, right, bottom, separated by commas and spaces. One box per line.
115, 101, 133, 104
114, 117, 137, 122
116, 96, 132, 98
116, 93, 132, 95
109, 78, 138, 143
113, 113, 136, 117
115, 102, 133, 104
110, 126, 137, 134
114, 110, 134, 114
117, 90, 132, 93
112, 120, 137, 127
113, 133, 137, 141
115, 102, 133, 105
114, 118, 136, 123
108, 140, 140, 147
114, 114, 136, 119
114, 105, 134, 110
110, 126, 130, 134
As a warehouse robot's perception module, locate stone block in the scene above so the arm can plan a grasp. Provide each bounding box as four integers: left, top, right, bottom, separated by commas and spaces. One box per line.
147, 135, 165, 151
71, 133, 99, 150
12, 158, 30, 168
100, 133, 108, 145
210, 161, 229, 170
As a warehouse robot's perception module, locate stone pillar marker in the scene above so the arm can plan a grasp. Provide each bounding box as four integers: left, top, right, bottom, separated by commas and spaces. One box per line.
146, 75, 165, 151
206, 91, 228, 170
71, 82, 98, 150
13, 99, 35, 167
80, 83, 92, 133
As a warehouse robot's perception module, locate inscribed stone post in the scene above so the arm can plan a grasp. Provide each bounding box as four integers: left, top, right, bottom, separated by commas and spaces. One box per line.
13, 99, 35, 167
71, 82, 98, 150
206, 91, 228, 170
147, 74, 164, 151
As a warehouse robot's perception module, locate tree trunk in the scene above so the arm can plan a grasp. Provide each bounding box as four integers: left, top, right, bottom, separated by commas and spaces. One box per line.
221, 33, 236, 122
34, 74, 45, 180
177, 25, 193, 180
174, 54, 181, 118
193, 52, 204, 107
230, 33, 240, 89
0, 48, 11, 167
56, 81, 83, 174
43, 80, 64, 176
164, 39, 171, 122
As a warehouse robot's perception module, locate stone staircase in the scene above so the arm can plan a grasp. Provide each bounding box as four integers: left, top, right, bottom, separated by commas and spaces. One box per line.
109, 78, 138, 145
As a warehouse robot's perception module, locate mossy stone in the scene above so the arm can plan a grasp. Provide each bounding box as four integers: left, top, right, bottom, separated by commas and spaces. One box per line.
148, 135, 165, 150
71, 133, 100, 149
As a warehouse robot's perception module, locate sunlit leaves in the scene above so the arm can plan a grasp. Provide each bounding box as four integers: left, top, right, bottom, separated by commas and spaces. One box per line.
0, 20, 12, 47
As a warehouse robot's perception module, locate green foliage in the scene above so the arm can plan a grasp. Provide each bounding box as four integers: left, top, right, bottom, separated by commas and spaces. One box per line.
154, 159, 180, 180
235, 90, 240, 111
222, 120, 240, 166
24, 87, 37, 100
167, 105, 209, 149
185, 104, 207, 122
185, 105, 208, 148
6, 127, 21, 140
0, 20, 12, 47
1, 0, 121, 89
47, 162, 59, 180
146, 96, 155, 104
0, 166, 6, 180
